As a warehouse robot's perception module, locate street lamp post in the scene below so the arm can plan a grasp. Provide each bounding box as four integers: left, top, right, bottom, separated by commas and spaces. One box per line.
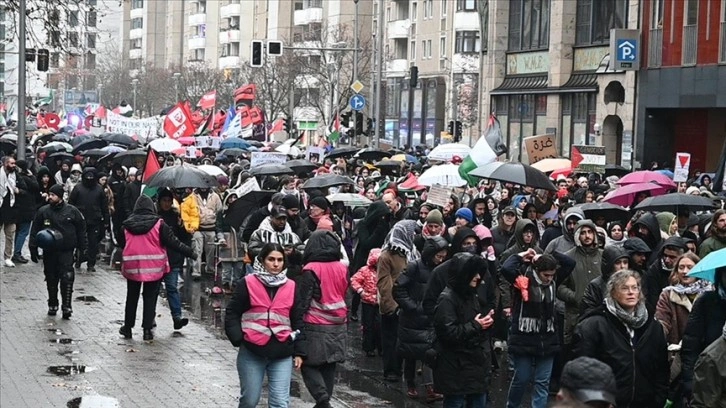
173, 72, 181, 102
131, 79, 139, 117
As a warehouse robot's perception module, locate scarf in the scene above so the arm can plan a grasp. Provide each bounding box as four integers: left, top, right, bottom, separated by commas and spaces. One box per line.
662, 279, 713, 295
517, 270, 556, 333
252, 257, 289, 287
605, 297, 648, 329
383, 220, 420, 262
0, 167, 16, 208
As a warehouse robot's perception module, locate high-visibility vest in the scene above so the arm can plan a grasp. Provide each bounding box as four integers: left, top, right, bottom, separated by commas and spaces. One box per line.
122, 219, 169, 282
240, 275, 296, 345
302, 261, 349, 325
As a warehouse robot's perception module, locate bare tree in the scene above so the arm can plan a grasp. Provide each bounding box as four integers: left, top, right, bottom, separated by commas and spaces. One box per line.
239, 51, 301, 122
175, 62, 231, 110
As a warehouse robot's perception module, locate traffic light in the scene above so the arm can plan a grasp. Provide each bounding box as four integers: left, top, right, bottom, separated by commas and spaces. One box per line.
283, 117, 292, 133
37, 49, 50, 72
354, 112, 364, 135
340, 111, 352, 128
365, 118, 373, 136
409, 65, 418, 87
447, 120, 454, 135
267, 40, 283, 56
250, 40, 263, 67
454, 120, 463, 141
346, 128, 354, 141
26, 48, 36, 62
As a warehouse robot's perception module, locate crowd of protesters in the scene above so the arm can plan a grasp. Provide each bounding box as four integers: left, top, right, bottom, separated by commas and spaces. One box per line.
1, 135, 726, 408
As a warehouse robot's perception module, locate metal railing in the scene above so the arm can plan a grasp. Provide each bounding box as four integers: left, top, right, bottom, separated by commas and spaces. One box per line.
720, 21, 726, 63
682, 24, 697, 65
648, 28, 662, 67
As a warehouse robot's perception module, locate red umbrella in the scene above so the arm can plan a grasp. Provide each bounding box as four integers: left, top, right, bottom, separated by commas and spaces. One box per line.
618, 170, 676, 189
549, 167, 573, 180
603, 182, 669, 207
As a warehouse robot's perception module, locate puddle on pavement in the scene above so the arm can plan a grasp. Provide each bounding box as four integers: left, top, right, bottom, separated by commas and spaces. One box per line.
47, 364, 95, 376
49, 338, 76, 344
58, 349, 80, 357
67, 395, 120, 408
75, 296, 99, 302
47, 328, 64, 335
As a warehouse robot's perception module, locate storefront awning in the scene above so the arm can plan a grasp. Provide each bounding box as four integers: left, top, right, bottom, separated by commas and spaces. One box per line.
490, 75, 549, 95
559, 73, 599, 93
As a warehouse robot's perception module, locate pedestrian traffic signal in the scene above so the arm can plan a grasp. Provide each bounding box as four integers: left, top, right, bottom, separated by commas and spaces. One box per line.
37, 49, 50, 72
365, 118, 373, 136
447, 120, 454, 135
250, 40, 263, 67
454, 120, 463, 141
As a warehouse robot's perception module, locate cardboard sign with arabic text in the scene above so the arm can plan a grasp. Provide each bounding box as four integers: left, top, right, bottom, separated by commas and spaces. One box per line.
524, 134, 557, 164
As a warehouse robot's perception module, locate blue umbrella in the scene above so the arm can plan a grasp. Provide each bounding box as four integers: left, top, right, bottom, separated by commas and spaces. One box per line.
220, 137, 250, 150
656, 169, 674, 179
688, 247, 726, 283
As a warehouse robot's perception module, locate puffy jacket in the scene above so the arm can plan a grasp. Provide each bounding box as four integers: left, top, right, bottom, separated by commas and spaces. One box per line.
432, 253, 492, 395
29, 201, 87, 253
394, 236, 449, 359
68, 167, 108, 226
241, 275, 296, 345
580, 245, 629, 316
179, 194, 200, 233
544, 207, 585, 254
574, 305, 669, 408
350, 248, 381, 305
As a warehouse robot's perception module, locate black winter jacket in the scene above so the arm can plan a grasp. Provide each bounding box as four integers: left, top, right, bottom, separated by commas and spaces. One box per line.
350, 201, 390, 273
574, 305, 669, 408
240, 206, 271, 243
69, 170, 108, 226
432, 253, 492, 395
122, 180, 142, 219
29, 201, 87, 253
158, 207, 193, 269
580, 245, 629, 316
642, 236, 687, 313
15, 172, 38, 223
119, 196, 195, 259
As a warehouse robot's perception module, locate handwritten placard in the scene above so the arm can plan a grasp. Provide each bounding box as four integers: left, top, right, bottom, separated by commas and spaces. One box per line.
524, 134, 557, 164
250, 152, 287, 167
426, 185, 451, 208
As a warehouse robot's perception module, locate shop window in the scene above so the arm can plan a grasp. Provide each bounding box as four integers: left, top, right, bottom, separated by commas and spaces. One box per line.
508, 0, 550, 51
535, 95, 547, 115
575, 0, 627, 45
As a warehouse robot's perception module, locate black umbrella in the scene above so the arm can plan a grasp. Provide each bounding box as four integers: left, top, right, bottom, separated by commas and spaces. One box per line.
112, 149, 148, 168
145, 165, 219, 189
247, 141, 265, 148
81, 148, 108, 159
70, 134, 94, 147
249, 164, 293, 176
223, 190, 276, 230
633, 193, 717, 213
325, 146, 359, 160
374, 159, 403, 170
0, 139, 15, 154
72, 139, 107, 154
286, 159, 319, 175
220, 148, 248, 157
101, 132, 137, 147
605, 164, 630, 177
469, 162, 557, 191
51, 133, 72, 142
356, 148, 392, 162
47, 151, 75, 161
579, 202, 630, 222
301, 174, 355, 190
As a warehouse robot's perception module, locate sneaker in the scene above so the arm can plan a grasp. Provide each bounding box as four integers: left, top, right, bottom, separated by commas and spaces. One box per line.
119, 326, 132, 339
406, 386, 418, 399
11, 255, 28, 264
48, 306, 58, 316
3, 259, 15, 267
173, 317, 189, 330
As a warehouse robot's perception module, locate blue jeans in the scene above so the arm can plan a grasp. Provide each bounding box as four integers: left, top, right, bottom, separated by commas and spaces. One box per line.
163, 268, 182, 319
236, 345, 292, 408
221, 261, 245, 285
13, 221, 31, 258
443, 393, 487, 408
506, 354, 554, 408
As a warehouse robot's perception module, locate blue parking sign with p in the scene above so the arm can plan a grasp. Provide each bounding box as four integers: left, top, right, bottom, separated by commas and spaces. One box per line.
617, 39, 637, 61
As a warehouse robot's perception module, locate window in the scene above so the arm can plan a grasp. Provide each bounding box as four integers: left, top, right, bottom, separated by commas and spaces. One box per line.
190, 49, 205, 61
651, 0, 664, 29
412, 2, 418, 21
575, 0, 627, 45
425, 0, 433, 19
509, 0, 550, 51
422, 39, 432, 59
131, 18, 143, 29
69, 32, 79, 47
410, 40, 416, 59
131, 0, 143, 9
84, 75, 96, 90
685, 0, 698, 25
441, 0, 447, 16
535, 95, 547, 115
68, 10, 79, 27
304, 0, 322, 8
130, 38, 142, 49
66, 54, 78, 68
85, 53, 96, 69
86, 0, 97, 6
66, 75, 79, 89
457, 0, 477, 11
50, 52, 60, 68
48, 30, 61, 48
87, 11, 97, 27
455, 31, 480, 53
440, 36, 446, 57
294, 2, 303, 11
86, 33, 96, 49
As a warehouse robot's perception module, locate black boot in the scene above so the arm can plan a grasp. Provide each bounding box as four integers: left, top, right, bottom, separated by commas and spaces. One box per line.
60, 279, 74, 319
62, 307, 72, 320
119, 326, 132, 339
143, 329, 154, 340
47, 306, 58, 316
173, 317, 189, 330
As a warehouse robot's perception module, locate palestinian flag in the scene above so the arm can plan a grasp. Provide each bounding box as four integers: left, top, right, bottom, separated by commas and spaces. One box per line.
458, 118, 498, 186
328, 113, 340, 143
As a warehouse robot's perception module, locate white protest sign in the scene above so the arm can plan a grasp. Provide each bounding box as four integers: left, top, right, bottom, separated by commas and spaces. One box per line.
307, 147, 324, 163
235, 177, 261, 197
673, 152, 691, 183
185, 146, 198, 159
105, 111, 160, 143
426, 185, 451, 208
250, 152, 287, 167
195, 136, 210, 147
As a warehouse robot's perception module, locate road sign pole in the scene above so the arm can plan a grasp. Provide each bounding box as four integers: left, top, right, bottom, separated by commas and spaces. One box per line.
353, 0, 359, 145
17, 0, 27, 160
373, 0, 384, 148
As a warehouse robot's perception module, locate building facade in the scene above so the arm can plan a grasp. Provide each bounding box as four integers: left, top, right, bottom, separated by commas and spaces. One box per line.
638, 0, 726, 172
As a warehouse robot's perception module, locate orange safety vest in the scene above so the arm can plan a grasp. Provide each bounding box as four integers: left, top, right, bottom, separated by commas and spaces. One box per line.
302, 261, 349, 325
240, 275, 296, 346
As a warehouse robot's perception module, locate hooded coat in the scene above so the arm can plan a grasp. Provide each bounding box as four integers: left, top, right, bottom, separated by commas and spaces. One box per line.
500, 219, 542, 265
467, 197, 492, 227
544, 207, 585, 255
632, 213, 663, 263
432, 253, 492, 395
580, 245, 629, 316
394, 236, 449, 359
68, 167, 108, 226
351, 201, 391, 273
643, 236, 686, 313
623, 237, 652, 274
14, 166, 38, 223
560, 220, 602, 343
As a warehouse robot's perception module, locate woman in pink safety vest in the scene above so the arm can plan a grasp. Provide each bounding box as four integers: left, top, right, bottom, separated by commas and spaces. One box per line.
296, 230, 350, 408
225, 243, 305, 408
118, 195, 196, 341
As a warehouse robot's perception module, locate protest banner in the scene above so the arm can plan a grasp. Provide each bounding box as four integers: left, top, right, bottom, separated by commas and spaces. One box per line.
571, 145, 606, 173
524, 134, 557, 164
426, 185, 451, 207
106, 111, 159, 143
250, 152, 287, 167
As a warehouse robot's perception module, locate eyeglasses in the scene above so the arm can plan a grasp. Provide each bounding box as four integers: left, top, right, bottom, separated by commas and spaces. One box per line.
618, 285, 640, 293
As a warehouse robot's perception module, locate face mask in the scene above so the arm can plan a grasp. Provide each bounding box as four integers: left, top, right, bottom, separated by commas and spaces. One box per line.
461, 245, 478, 255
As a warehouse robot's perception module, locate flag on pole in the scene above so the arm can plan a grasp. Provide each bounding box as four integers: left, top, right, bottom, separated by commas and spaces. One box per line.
141, 148, 161, 198
34, 91, 54, 107
713, 139, 726, 193
224, 110, 242, 138
197, 90, 217, 110
163, 102, 195, 139
328, 113, 340, 143
95, 105, 107, 119
267, 119, 284, 135
458, 128, 498, 186
113, 104, 133, 117
222, 105, 235, 134
195, 112, 213, 135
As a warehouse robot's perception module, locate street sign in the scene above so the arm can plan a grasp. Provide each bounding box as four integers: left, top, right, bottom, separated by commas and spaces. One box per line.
349, 94, 366, 111
350, 80, 364, 94
610, 29, 640, 71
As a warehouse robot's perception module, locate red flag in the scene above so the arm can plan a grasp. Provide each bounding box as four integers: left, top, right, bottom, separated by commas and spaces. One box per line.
36, 113, 47, 128
267, 119, 284, 135
238, 106, 252, 128
248, 106, 264, 125
95, 105, 107, 119
234, 84, 256, 105
570, 146, 584, 170
143, 148, 161, 182
197, 90, 217, 110
163, 102, 195, 139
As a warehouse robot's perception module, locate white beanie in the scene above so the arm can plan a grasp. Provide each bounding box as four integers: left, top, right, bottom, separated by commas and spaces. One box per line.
71, 163, 82, 173
128, 167, 138, 176
686, 186, 700, 195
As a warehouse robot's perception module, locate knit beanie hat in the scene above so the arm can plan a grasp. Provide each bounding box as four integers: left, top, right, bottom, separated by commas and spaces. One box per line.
309, 196, 330, 211
455, 207, 474, 223
426, 209, 444, 225
49, 184, 64, 199
282, 194, 300, 210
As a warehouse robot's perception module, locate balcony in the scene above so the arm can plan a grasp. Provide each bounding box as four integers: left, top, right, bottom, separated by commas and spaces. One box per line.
129, 7, 143, 20
453, 9, 479, 31
218, 55, 240, 70
189, 36, 206, 49
294, 7, 323, 26
648, 28, 663, 68
219, 29, 240, 44
386, 58, 408, 75
129, 48, 142, 59
129, 28, 143, 40
220, 3, 241, 19
682, 25, 697, 65
387, 19, 410, 39
452, 53, 479, 72
189, 13, 206, 26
